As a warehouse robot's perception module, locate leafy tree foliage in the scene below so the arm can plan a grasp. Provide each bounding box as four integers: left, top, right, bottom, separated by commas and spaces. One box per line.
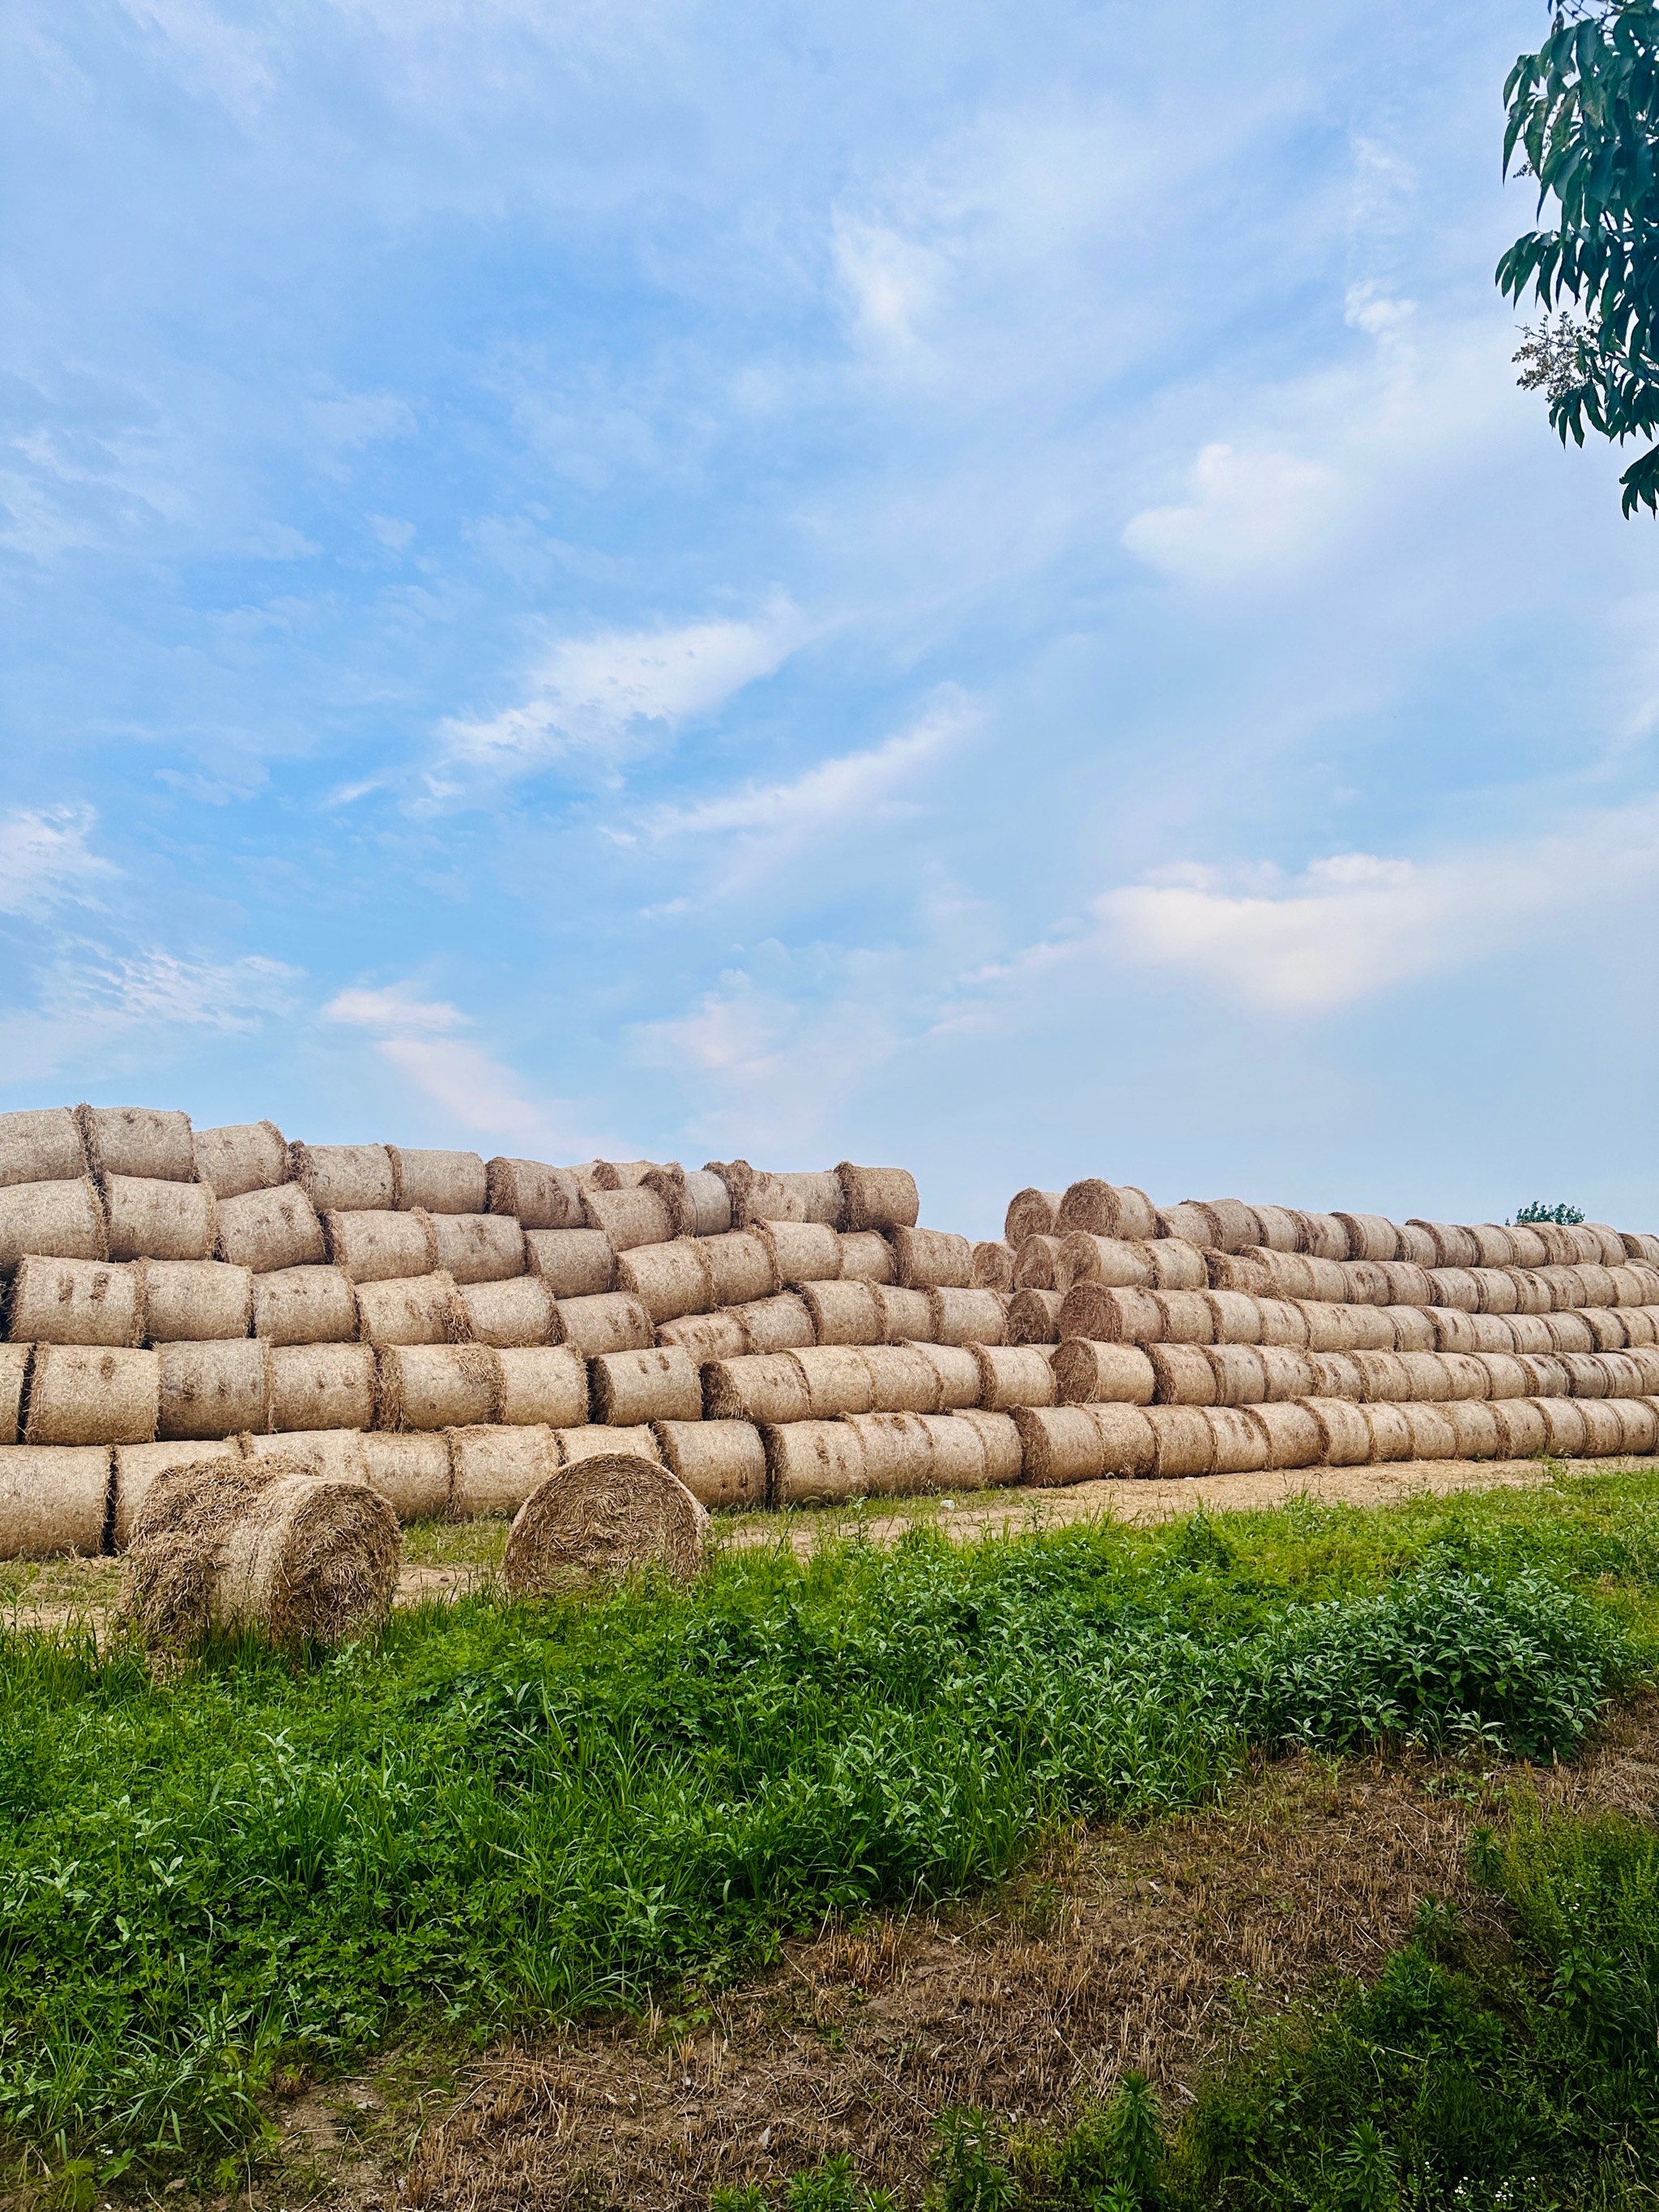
1514, 1199, 1587, 1224
1498, 2, 1659, 514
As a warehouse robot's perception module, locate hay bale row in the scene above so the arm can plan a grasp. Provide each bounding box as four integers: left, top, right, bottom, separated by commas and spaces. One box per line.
1210, 1245, 1659, 1315
6, 1256, 255, 1347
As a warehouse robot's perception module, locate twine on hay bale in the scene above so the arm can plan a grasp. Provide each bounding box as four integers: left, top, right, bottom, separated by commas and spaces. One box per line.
0, 1107, 87, 1189
9, 1256, 139, 1347
216, 1185, 326, 1273
503, 1451, 708, 1594
192, 1121, 288, 1200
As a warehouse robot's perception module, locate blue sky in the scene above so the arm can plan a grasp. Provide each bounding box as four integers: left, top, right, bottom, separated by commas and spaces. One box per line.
4, 0, 1657, 1238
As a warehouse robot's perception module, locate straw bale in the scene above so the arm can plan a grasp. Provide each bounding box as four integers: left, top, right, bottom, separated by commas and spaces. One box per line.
1548, 1266, 1597, 1309
1205, 1290, 1265, 1344
889, 1226, 973, 1291
616, 1238, 711, 1325
0, 1179, 108, 1278
708, 1160, 804, 1226
653, 1419, 766, 1509
1350, 1350, 1412, 1403
928, 1287, 1007, 1348
1251, 1205, 1303, 1254
951, 1409, 1023, 1484
1573, 1262, 1618, 1309
10, 1256, 139, 1347
1293, 1258, 1341, 1305
1427, 1309, 1480, 1354
1294, 1211, 1350, 1262
554, 1292, 655, 1358
873, 1284, 933, 1343
1393, 1223, 1439, 1267
1426, 1268, 1482, 1314
1306, 1398, 1369, 1466
1625, 1346, 1659, 1389
192, 1121, 288, 1201
1533, 1399, 1588, 1455
783, 1344, 872, 1418
1516, 1354, 1572, 1397
1585, 1223, 1628, 1267
1597, 1351, 1648, 1398
1606, 1266, 1648, 1307
860, 1343, 945, 1414
113, 1438, 237, 1549
557, 1424, 661, 1467
1627, 1263, 1659, 1301
427, 1211, 524, 1286
1255, 1299, 1311, 1350
1057, 1180, 1139, 1237
0, 1108, 86, 1189
1359, 1403, 1413, 1463
1505, 1313, 1555, 1356
646, 1168, 731, 1239
1147, 1240, 1209, 1292
77, 1105, 194, 1184
1581, 1309, 1629, 1352
1239, 1249, 1313, 1298
448, 1424, 557, 1518
1149, 1343, 1218, 1406
977, 1343, 1060, 1411
1256, 1347, 1317, 1402
738, 1293, 815, 1354
1576, 1399, 1627, 1455
1437, 1352, 1491, 1400
1408, 1219, 1478, 1268
1379, 1261, 1435, 1305
971, 1241, 1016, 1292
1205, 1343, 1268, 1407
597, 1159, 672, 1190
1386, 1306, 1437, 1352
498, 1346, 589, 1427
1623, 1230, 1659, 1265
1503, 1269, 1553, 1315
1205, 1253, 1273, 1296
1555, 1352, 1609, 1398
384, 1148, 484, 1216
918, 1411, 988, 1492
1145, 1403, 1214, 1477
1008, 1288, 1064, 1344
591, 1345, 701, 1426
1155, 1202, 1218, 1246
1203, 1406, 1270, 1473
1489, 1399, 1550, 1458
1478, 1353, 1530, 1401
142, 1258, 254, 1344
766, 1420, 867, 1506
1005, 1189, 1062, 1245
847, 1411, 936, 1496
836, 1164, 920, 1234
1396, 1352, 1451, 1401
1334, 1212, 1400, 1262
215, 1184, 326, 1273
700, 1229, 778, 1306
838, 1232, 897, 1285
361, 1432, 451, 1520
1341, 1259, 1392, 1307
1296, 1302, 1357, 1355
1056, 1233, 1150, 1292
802, 1279, 885, 1348
289, 1142, 393, 1215
1435, 1400, 1501, 1458
1307, 1353, 1364, 1401
1338, 1306, 1392, 1352
1198, 1199, 1264, 1254
1604, 1399, 1657, 1454
657, 1309, 751, 1363
1557, 1226, 1603, 1266
778, 1170, 848, 1228
157, 1340, 268, 1441
0, 1345, 25, 1445
377, 1344, 498, 1431
486, 1159, 585, 1232
1154, 1289, 1216, 1345
1399, 1404, 1456, 1459
1465, 1224, 1515, 1267
245, 1428, 368, 1484
26, 1343, 157, 1446
582, 1185, 676, 1254
458, 1276, 557, 1348
253, 1265, 357, 1346
0, 1443, 111, 1558
524, 1228, 617, 1299
270, 1343, 376, 1433
1014, 1236, 1062, 1291
1505, 1225, 1550, 1267
704, 1352, 812, 1424
326, 1209, 435, 1285
1013, 1405, 1108, 1485
1052, 1339, 1154, 1406
103, 1175, 215, 1264
1545, 1312, 1597, 1355
912, 1343, 982, 1410
1619, 1307, 1659, 1347
1057, 1284, 1153, 1344
352, 1271, 463, 1347
760, 1220, 842, 1287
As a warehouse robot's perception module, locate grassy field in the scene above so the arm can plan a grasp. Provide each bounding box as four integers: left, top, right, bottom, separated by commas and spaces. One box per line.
2, 1470, 1658, 2201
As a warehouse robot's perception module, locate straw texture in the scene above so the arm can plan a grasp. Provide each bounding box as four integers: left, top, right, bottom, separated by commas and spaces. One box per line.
486, 1158, 586, 1232
0, 1179, 109, 1273
353, 1272, 465, 1347
653, 1419, 766, 1508
428, 1212, 524, 1284
458, 1276, 557, 1348
766, 1420, 867, 1506
497, 1347, 589, 1427
10, 1256, 139, 1347
836, 1164, 920, 1233
157, 1340, 269, 1441
191, 1121, 288, 1200
0, 1445, 110, 1559
554, 1292, 655, 1357
618, 1239, 713, 1324
252, 1265, 357, 1346
450, 1424, 558, 1518
216, 1185, 326, 1273
78, 1106, 194, 1184
326, 1209, 436, 1285
0, 1108, 86, 1189
26, 1343, 158, 1446
838, 1232, 898, 1286
388, 1148, 487, 1215
1012, 1405, 1107, 1484
953, 1408, 1023, 1484
1007, 1288, 1064, 1344
270, 1343, 376, 1433
591, 1345, 702, 1426
292, 1143, 394, 1214
113, 1438, 237, 1549
362, 1433, 453, 1521
1004, 1189, 1062, 1245
975, 1343, 1060, 1411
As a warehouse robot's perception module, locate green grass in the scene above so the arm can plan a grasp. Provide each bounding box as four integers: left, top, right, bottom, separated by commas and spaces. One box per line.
2, 1468, 1657, 2182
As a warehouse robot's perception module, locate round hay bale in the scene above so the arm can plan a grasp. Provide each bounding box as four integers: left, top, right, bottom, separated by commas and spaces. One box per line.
708, 1161, 804, 1226
889, 1227, 972, 1292
592, 1345, 702, 1425
158, 1340, 269, 1441
1307, 1398, 1371, 1466
142, 1258, 254, 1344
1074, 1401, 1152, 1476
1202, 1406, 1270, 1473
0, 1345, 27, 1444
1490, 1399, 1550, 1458
0, 1178, 109, 1273
1013, 1404, 1108, 1484
1340, 1259, 1392, 1307
1606, 1266, 1648, 1308
617, 1239, 713, 1325
1251, 1205, 1303, 1254
838, 1230, 897, 1285
1379, 1261, 1435, 1305
1611, 1399, 1659, 1454
1056, 1233, 1151, 1292
803, 1279, 885, 1346
124, 1454, 398, 1649
1622, 1230, 1659, 1265
847, 1411, 936, 1495
872, 1284, 932, 1343
911, 1343, 981, 1410
1205, 1343, 1268, 1406
1241, 1249, 1314, 1298
458, 1275, 557, 1348
1007, 1289, 1064, 1344
1055, 1180, 1133, 1237
1576, 1399, 1627, 1456
1333, 1212, 1399, 1262
1534, 1399, 1589, 1456
386, 1148, 486, 1215
190, 1121, 287, 1201
915, 1412, 988, 1492
858, 1344, 943, 1414
1401, 1404, 1457, 1459
426, 1211, 524, 1286
1341, 1306, 1395, 1352
1408, 1219, 1479, 1268
1301, 1258, 1349, 1303
1625, 1347, 1659, 1390
1149, 1343, 1218, 1406
377, 1344, 499, 1431
1517, 1353, 1572, 1397
1291, 1211, 1347, 1262
1004, 1189, 1062, 1245
1397, 1351, 1452, 1401
1478, 1353, 1530, 1401
1255, 1299, 1311, 1350
558, 1423, 661, 1467
113, 1438, 238, 1549
646, 1167, 731, 1239
354, 1271, 465, 1347
1442, 1350, 1493, 1399
26, 1343, 157, 1446
1198, 1199, 1265, 1255
703, 1352, 812, 1424
738, 1293, 815, 1354
216, 1185, 326, 1273
975, 1343, 1058, 1411
1154, 1202, 1217, 1246
243, 1428, 369, 1481
1507, 1313, 1556, 1356
835, 1164, 919, 1234
1116, 1187, 1158, 1240
761, 1220, 842, 1287
1351, 1350, 1412, 1403
1581, 1309, 1629, 1352
0, 1108, 87, 1189
774, 1170, 847, 1229
699, 1230, 778, 1306
1145, 1403, 1214, 1477
1013, 1236, 1062, 1292
0, 1443, 112, 1558
1204, 1290, 1265, 1344
1538, 1266, 1589, 1309
653, 1418, 766, 1508
1307, 1352, 1364, 1401
103, 1176, 215, 1264
595, 1159, 672, 1192
1557, 1226, 1602, 1266
486, 1158, 585, 1232
1428, 1309, 1481, 1354
497, 1346, 589, 1427
1573, 1262, 1618, 1308
928, 1287, 1007, 1347
1297, 1303, 1357, 1355
450, 1424, 557, 1517
325, 1210, 434, 1286
1245, 1401, 1323, 1468
1393, 1222, 1439, 1268
1144, 1239, 1208, 1292
1362, 1402, 1414, 1463
1152, 1290, 1213, 1345
10, 1255, 139, 1347
657, 1309, 751, 1363
788, 1344, 876, 1418
363, 1432, 452, 1520
1438, 1400, 1502, 1458
1205, 1253, 1273, 1296
1464, 1224, 1514, 1267
271, 1343, 376, 1433
1544, 1312, 1597, 1355
524, 1227, 617, 1298
291, 1143, 394, 1215
766, 1420, 867, 1505
1583, 1223, 1628, 1267
582, 1185, 676, 1253
1386, 1306, 1437, 1352
952, 1408, 1023, 1484
971, 1240, 1016, 1292
1614, 1306, 1658, 1347
1052, 1339, 1153, 1406
1426, 1269, 1482, 1314
1503, 1224, 1550, 1268
555, 1292, 654, 1357
1593, 1351, 1646, 1397
253, 1264, 357, 1345
78, 1105, 194, 1185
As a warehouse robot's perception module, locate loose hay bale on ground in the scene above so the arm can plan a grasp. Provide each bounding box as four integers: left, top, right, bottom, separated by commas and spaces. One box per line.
113, 1438, 239, 1548
504, 1451, 707, 1592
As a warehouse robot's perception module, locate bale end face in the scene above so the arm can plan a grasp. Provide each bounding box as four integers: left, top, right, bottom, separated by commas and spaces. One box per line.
504, 1452, 707, 1592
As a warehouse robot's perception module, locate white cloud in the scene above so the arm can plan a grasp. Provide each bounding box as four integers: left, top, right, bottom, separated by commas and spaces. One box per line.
832, 215, 947, 357
0, 946, 301, 1083
437, 599, 810, 778
0, 807, 117, 918
322, 984, 467, 1033
1121, 442, 1346, 586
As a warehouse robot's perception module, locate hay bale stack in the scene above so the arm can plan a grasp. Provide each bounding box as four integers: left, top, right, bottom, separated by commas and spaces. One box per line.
216, 1185, 326, 1272
1307, 1398, 1371, 1466
657, 1309, 750, 1362
253, 1265, 358, 1345
142, 1259, 254, 1343
386, 1147, 486, 1215
427, 1212, 524, 1285
377, 1344, 498, 1431
1057, 1233, 1152, 1292
802, 1279, 884, 1346
9, 1256, 139, 1347
486, 1158, 585, 1231
355, 1272, 465, 1347
270, 1342, 376, 1433
458, 1276, 557, 1347
25, 1343, 158, 1446
193, 1121, 288, 1199
1205, 1290, 1265, 1344
646, 1167, 731, 1238
554, 1292, 654, 1357
504, 1452, 707, 1591
1335, 1213, 1400, 1262
78, 1105, 194, 1183
1293, 1211, 1349, 1261
617, 1239, 712, 1325
654, 1418, 766, 1508
1205, 1406, 1270, 1474
326, 1209, 437, 1284
362, 1432, 452, 1519
704, 1352, 812, 1425
1245, 1401, 1323, 1470
1056, 1181, 1158, 1240
157, 1340, 269, 1441
0, 1444, 112, 1558
1007, 1288, 1063, 1344
976, 1343, 1060, 1411
1388, 1306, 1437, 1352
123, 1453, 398, 1650
1256, 1300, 1311, 1350
869, 1283, 928, 1343
582, 1185, 675, 1253
1252, 1205, 1303, 1253
292, 1142, 394, 1214
524, 1227, 616, 1298
766, 1420, 866, 1505
1012, 1405, 1109, 1484
836, 1163, 919, 1233
113, 1438, 239, 1548
1401, 1404, 1457, 1459
0, 1108, 87, 1188
0, 1345, 28, 1444
496, 1347, 588, 1427
1004, 1189, 1062, 1245
919, 1409, 992, 1489
846, 1411, 936, 1495
1206, 1343, 1269, 1407
914, 1343, 981, 1409
1256, 1346, 1317, 1400
591, 1345, 701, 1425
699, 1230, 778, 1307
0, 1179, 109, 1273
973, 1240, 1017, 1293
449, 1423, 557, 1517
1614, 1399, 1659, 1452
789, 1344, 876, 1417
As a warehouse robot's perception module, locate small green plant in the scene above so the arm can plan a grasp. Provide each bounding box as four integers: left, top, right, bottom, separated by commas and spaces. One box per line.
1511, 1201, 1585, 1226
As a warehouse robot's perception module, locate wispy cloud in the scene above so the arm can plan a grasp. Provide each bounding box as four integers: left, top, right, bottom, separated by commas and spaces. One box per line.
0, 946, 301, 1083
1121, 442, 1346, 587
0, 807, 118, 918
